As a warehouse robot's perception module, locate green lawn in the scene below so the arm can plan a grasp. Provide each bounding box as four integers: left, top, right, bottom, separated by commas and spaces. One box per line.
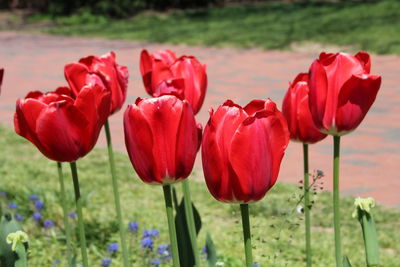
19, 0, 400, 54
0, 124, 399, 266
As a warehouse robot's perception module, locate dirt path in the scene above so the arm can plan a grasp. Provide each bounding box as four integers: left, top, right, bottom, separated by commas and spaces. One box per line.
1, 31, 399, 206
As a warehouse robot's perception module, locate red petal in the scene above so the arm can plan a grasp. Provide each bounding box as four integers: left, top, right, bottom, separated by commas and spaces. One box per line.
308, 59, 328, 130
34, 101, 86, 162
171, 56, 207, 114
138, 95, 185, 183
153, 50, 177, 66
244, 99, 266, 116
140, 50, 154, 93
355, 51, 371, 73
124, 104, 158, 184
335, 74, 381, 133
174, 101, 198, 180
201, 101, 248, 202
64, 63, 91, 97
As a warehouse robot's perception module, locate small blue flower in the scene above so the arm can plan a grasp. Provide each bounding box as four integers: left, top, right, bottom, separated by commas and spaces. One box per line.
14, 213, 23, 222
157, 244, 171, 260
101, 258, 112, 267
253, 263, 259, 267
150, 259, 160, 266
32, 212, 42, 221
29, 194, 39, 201
34, 200, 44, 211
43, 219, 55, 229
0, 191, 7, 197
69, 211, 77, 219
8, 202, 17, 209
140, 237, 154, 250
202, 245, 207, 256
142, 229, 159, 239
107, 242, 118, 253
128, 221, 138, 233
53, 258, 61, 266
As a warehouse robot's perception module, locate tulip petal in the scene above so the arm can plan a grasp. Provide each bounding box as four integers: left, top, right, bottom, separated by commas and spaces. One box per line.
202, 102, 247, 202
229, 115, 272, 202
171, 56, 207, 114
355, 51, 371, 73
64, 63, 91, 97
35, 101, 87, 162
74, 84, 111, 151
174, 101, 198, 180
308, 60, 328, 130
153, 49, 177, 65
139, 50, 153, 93
14, 99, 46, 148
124, 105, 158, 184
138, 95, 183, 182
335, 74, 381, 133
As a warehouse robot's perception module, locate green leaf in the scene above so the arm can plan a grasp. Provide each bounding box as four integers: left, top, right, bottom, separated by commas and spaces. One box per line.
0, 212, 24, 267
205, 232, 217, 267
343, 255, 352, 267
172, 187, 202, 267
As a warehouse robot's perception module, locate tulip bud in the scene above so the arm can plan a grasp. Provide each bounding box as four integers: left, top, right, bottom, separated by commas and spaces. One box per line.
0, 212, 28, 267
353, 197, 379, 267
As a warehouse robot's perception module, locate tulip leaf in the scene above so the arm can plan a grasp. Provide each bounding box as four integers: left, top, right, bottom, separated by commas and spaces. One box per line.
343, 255, 352, 267
0, 212, 25, 267
205, 232, 218, 267
172, 187, 202, 267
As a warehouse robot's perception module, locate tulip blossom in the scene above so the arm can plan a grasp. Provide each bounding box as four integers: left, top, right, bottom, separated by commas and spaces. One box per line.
140, 49, 207, 114
282, 73, 327, 144
14, 85, 111, 162
64, 51, 128, 115
308, 51, 381, 136
124, 95, 201, 185
201, 99, 289, 203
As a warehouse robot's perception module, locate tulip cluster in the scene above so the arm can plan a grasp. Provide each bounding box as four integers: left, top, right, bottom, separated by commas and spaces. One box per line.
9, 47, 381, 267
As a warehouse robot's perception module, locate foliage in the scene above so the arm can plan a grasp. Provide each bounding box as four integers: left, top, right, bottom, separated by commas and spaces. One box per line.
0, 125, 399, 266
24, 0, 400, 55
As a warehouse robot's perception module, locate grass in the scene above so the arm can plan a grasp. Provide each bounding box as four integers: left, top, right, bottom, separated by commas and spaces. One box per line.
0, 124, 400, 266
14, 0, 400, 54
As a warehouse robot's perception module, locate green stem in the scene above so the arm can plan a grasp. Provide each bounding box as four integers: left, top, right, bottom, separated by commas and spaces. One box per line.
163, 185, 181, 267
303, 144, 312, 267
69, 162, 89, 267
333, 136, 343, 267
240, 204, 253, 267
182, 179, 200, 266
104, 120, 129, 267
57, 162, 73, 267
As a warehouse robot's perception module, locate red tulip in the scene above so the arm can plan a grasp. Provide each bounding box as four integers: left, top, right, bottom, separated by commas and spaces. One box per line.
282, 73, 327, 144
140, 49, 207, 114
14, 85, 111, 162
308, 51, 381, 135
201, 99, 290, 203
64, 51, 129, 115
124, 95, 201, 185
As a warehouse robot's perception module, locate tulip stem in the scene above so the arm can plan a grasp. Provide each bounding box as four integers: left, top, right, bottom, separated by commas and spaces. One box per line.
303, 144, 312, 267
333, 136, 343, 267
182, 179, 201, 267
69, 162, 89, 267
57, 162, 73, 267
240, 204, 253, 267
104, 120, 129, 267
163, 185, 181, 267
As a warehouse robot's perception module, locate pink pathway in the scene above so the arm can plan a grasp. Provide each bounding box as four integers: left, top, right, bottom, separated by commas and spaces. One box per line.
1, 32, 399, 206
